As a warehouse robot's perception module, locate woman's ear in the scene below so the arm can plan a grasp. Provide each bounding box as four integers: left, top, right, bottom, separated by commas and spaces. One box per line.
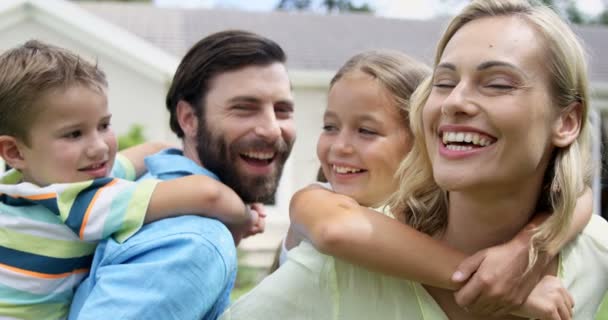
552, 102, 583, 148
176, 100, 199, 139
0, 135, 26, 170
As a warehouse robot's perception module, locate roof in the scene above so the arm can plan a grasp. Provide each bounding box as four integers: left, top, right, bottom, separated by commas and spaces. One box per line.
80, 2, 608, 84
0, 0, 179, 81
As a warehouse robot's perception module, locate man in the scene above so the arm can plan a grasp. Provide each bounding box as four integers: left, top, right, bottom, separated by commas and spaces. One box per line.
69, 30, 295, 320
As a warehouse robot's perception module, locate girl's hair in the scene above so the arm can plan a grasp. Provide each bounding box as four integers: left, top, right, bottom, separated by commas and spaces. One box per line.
315, 49, 431, 182
389, 0, 591, 266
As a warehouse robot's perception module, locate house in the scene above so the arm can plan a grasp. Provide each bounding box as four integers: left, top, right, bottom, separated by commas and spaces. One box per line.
2, 0, 607, 267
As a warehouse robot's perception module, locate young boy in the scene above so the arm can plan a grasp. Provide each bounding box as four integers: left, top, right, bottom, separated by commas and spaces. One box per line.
0, 40, 261, 319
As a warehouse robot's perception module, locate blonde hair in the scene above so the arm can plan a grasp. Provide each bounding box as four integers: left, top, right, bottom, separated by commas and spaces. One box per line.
0, 40, 107, 144
330, 50, 430, 127
390, 0, 591, 264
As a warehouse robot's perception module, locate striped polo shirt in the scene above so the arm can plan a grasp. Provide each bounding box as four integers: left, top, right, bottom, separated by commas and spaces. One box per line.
0, 155, 158, 320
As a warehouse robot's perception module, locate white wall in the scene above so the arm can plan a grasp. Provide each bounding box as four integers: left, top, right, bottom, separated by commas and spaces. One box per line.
0, 20, 172, 142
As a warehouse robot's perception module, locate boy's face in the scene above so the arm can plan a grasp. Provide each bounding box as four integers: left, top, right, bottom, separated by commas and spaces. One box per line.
17, 85, 117, 186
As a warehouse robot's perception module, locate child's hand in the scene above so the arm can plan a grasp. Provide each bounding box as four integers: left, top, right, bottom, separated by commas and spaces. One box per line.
244, 203, 267, 238
452, 237, 547, 315
513, 275, 573, 320
228, 203, 266, 245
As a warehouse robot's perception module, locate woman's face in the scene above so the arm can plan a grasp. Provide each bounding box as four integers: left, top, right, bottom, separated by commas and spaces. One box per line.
317, 70, 411, 207
423, 16, 559, 193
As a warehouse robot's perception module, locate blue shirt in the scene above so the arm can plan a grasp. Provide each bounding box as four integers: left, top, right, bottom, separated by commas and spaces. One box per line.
69, 148, 237, 320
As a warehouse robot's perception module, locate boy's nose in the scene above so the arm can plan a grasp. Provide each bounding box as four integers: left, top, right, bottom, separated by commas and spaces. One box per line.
86, 135, 109, 159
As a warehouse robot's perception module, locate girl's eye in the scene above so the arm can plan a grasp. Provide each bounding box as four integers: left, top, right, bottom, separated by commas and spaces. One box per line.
322, 124, 337, 132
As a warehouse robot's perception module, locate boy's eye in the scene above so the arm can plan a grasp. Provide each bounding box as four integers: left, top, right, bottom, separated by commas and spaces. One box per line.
99, 122, 111, 131
64, 130, 82, 139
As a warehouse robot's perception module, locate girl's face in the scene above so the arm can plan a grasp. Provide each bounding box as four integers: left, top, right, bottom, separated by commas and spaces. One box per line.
423, 16, 560, 194
317, 70, 411, 207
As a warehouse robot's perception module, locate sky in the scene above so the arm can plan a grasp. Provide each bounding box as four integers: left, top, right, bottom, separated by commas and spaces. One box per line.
154, 0, 607, 19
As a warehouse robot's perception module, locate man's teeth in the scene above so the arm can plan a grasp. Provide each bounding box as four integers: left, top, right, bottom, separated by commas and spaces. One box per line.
87, 163, 103, 169
333, 165, 362, 174
442, 132, 492, 147
243, 151, 274, 160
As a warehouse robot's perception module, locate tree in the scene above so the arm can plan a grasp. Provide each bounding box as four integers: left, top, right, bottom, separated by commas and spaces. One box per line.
275, 0, 373, 14
276, 0, 312, 11
441, 0, 606, 25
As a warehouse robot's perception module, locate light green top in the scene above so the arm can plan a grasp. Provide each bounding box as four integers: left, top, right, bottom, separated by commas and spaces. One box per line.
222, 215, 608, 320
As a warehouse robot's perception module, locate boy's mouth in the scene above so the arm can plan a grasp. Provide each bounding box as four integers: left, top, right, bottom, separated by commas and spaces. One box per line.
79, 161, 109, 178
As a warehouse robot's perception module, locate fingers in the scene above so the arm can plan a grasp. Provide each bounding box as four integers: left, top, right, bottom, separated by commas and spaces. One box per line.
454, 278, 482, 308
250, 203, 267, 218
453, 250, 486, 284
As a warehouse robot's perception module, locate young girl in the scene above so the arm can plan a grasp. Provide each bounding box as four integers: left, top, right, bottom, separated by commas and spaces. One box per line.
223, 46, 594, 319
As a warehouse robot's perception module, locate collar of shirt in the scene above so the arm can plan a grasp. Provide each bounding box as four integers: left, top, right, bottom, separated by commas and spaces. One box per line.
142, 148, 219, 181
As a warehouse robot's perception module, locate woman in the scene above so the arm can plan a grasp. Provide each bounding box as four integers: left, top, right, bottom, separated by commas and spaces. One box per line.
388, 0, 608, 317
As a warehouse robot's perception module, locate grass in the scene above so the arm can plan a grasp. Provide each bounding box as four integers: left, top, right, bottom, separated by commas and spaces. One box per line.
598, 294, 608, 320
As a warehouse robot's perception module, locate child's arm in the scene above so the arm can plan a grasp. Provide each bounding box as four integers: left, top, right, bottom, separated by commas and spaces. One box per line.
290, 184, 592, 313
289, 184, 465, 289
452, 187, 593, 315
22, 174, 252, 244
146, 174, 248, 225
118, 141, 174, 178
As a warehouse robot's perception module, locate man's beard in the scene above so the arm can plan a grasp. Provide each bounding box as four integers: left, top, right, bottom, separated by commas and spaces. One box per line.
195, 121, 293, 203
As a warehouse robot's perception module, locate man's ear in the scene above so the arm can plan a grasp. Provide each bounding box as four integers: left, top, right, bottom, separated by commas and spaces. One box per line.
176, 100, 199, 139
552, 101, 583, 148
0, 135, 26, 170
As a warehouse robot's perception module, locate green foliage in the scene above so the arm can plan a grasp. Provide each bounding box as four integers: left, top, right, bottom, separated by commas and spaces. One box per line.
118, 124, 146, 151
276, 0, 373, 14
231, 249, 264, 301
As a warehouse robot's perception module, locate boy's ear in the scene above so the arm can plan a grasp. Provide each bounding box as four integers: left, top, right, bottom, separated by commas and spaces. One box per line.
176, 100, 199, 139
0, 135, 26, 170
552, 101, 582, 148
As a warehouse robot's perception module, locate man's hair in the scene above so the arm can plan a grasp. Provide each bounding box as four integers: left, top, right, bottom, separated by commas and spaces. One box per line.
0, 40, 107, 144
166, 30, 287, 138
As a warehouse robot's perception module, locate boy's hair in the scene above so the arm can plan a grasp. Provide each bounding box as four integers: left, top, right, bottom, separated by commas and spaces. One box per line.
0, 40, 107, 144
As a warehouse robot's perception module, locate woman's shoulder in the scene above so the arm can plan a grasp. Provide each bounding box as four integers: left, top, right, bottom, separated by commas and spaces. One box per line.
576, 214, 608, 250
559, 214, 608, 317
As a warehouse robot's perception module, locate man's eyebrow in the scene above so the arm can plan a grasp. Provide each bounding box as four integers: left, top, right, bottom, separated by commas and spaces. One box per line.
227, 96, 262, 104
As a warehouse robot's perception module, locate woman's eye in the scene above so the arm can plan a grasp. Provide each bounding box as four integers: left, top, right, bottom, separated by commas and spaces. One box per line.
432, 81, 455, 89
359, 128, 377, 135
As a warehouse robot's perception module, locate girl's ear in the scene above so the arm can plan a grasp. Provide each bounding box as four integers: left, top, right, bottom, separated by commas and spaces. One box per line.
552, 102, 583, 148
0, 135, 26, 170
176, 100, 199, 139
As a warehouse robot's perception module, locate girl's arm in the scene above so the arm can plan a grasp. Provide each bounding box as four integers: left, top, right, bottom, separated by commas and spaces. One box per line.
290, 184, 593, 314
289, 184, 464, 289
119, 142, 174, 178
453, 187, 593, 314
